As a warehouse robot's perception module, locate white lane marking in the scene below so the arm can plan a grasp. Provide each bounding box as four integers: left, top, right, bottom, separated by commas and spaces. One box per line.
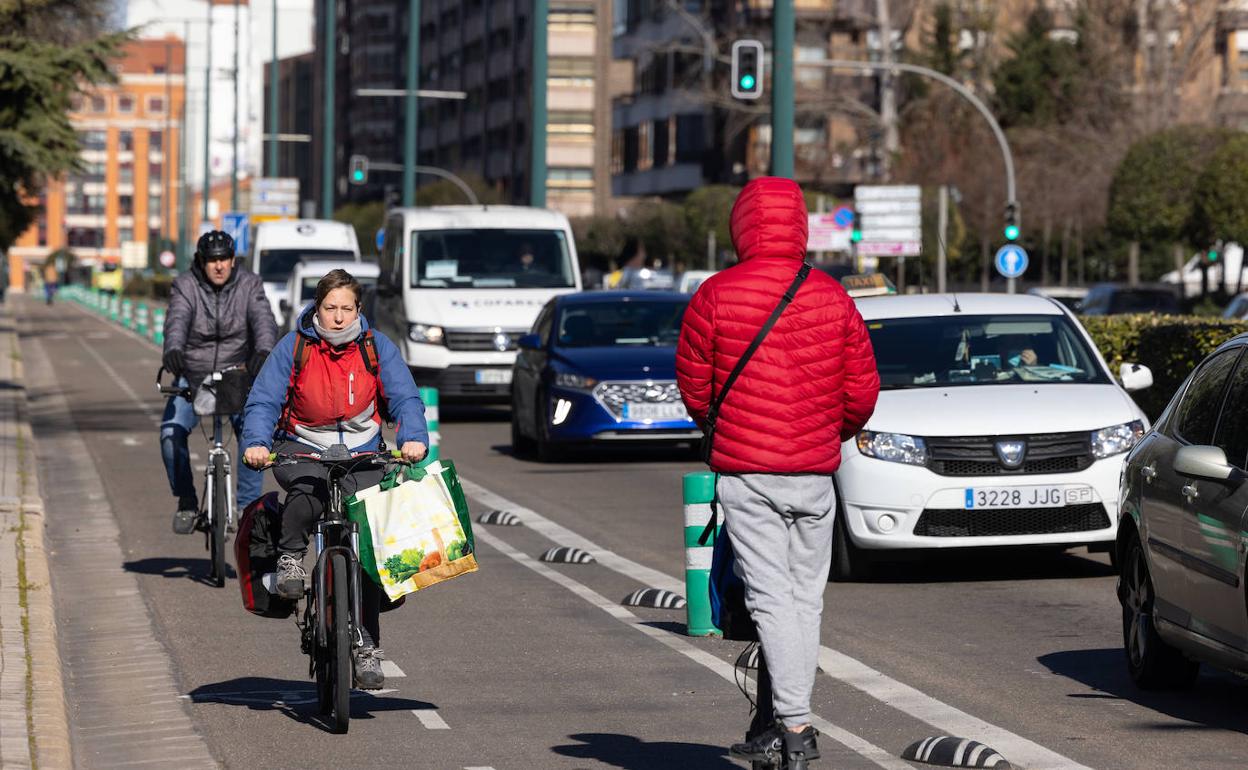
380, 660, 406, 678
412, 709, 450, 730
464, 767, 497, 769
475, 528, 909, 770
462, 478, 1092, 770
190, 452, 202, 462
122, 436, 140, 446
73, 335, 161, 426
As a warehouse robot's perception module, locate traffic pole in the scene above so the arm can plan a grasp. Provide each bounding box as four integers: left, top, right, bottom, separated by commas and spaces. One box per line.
402, 0, 420, 206
321, 0, 336, 218
770, 0, 795, 178
203, 0, 213, 224
529, 0, 548, 207
419, 386, 439, 465
268, 0, 279, 177
683, 471, 721, 637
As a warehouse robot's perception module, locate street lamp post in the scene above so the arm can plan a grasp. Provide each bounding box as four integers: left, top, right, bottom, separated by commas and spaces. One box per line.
231, 0, 240, 212
403, 0, 419, 206
771, 0, 794, 178
268, 0, 279, 176
203, 0, 213, 224
529, 0, 548, 207
321, 0, 336, 219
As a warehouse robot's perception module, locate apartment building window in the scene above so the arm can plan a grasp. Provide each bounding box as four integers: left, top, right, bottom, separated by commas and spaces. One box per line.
67, 193, 105, 215
611, 130, 624, 174
119, 195, 134, 216
119, 130, 135, 153
637, 121, 652, 171
147, 96, 165, 114
549, 111, 594, 137
67, 228, 104, 247
119, 228, 134, 243
149, 160, 163, 183
150, 192, 162, 218
149, 131, 163, 153
119, 159, 134, 184
549, 57, 594, 87
547, 167, 593, 188
550, 4, 594, 29
80, 130, 107, 151
651, 118, 669, 168
91, 95, 108, 113
674, 114, 706, 163
117, 94, 135, 113
70, 95, 85, 113
1237, 31, 1248, 82
796, 46, 825, 89
82, 161, 106, 182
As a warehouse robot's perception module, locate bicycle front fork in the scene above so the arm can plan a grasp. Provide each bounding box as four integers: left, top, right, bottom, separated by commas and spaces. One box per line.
313, 523, 365, 651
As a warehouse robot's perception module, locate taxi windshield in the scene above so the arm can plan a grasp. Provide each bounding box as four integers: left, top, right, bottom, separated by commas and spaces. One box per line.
866, 314, 1110, 389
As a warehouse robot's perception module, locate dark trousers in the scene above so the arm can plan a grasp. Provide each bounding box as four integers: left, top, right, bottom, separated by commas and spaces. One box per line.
272, 440, 386, 646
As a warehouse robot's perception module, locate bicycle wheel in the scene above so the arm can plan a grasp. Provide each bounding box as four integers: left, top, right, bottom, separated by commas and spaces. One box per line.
209, 460, 227, 587
328, 552, 352, 733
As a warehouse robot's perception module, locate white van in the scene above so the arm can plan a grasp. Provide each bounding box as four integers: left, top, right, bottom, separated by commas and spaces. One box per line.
371, 206, 582, 401
251, 219, 361, 324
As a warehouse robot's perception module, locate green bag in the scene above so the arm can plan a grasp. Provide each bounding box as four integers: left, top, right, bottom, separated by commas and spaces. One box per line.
346, 459, 476, 590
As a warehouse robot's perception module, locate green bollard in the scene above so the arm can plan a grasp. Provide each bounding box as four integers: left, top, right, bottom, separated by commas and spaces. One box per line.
109, 296, 120, 322
152, 307, 165, 345
684, 471, 722, 637
418, 386, 440, 465
121, 299, 133, 329
135, 303, 149, 336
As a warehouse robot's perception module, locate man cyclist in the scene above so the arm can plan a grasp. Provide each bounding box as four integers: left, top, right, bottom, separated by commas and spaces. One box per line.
241, 268, 428, 689
162, 230, 278, 534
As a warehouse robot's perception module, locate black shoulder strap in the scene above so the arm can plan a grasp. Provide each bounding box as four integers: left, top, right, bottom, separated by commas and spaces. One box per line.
358, 331, 380, 375
704, 262, 812, 429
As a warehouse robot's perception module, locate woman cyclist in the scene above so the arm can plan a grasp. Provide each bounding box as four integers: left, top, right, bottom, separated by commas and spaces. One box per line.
241, 268, 428, 690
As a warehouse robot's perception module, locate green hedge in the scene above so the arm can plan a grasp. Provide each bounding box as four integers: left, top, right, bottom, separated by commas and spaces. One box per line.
1079, 314, 1248, 419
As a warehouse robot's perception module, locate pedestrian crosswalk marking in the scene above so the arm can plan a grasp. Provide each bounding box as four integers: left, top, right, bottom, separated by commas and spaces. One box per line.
412, 709, 450, 729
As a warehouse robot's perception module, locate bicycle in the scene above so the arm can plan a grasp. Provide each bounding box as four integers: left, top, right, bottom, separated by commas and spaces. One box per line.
264, 444, 403, 734
156, 366, 250, 588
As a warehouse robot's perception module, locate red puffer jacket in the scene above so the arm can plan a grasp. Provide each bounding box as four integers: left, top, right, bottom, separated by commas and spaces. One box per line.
676, 177, 880, 474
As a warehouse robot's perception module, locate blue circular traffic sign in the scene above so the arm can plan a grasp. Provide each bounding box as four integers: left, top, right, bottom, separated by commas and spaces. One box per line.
375, 227, 385, 252
995, 244, 1029, 279
832, 205, 854, 229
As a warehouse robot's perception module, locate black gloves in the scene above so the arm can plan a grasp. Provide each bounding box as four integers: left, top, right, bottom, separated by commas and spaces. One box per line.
247, 349, 270, 377
162, 348, 185, 377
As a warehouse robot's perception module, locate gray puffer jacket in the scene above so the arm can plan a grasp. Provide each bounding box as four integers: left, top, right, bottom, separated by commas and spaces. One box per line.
163, 263, 278, 385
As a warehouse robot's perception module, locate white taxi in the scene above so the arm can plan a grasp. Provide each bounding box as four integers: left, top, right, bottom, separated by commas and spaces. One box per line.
834, 293, 1153, 579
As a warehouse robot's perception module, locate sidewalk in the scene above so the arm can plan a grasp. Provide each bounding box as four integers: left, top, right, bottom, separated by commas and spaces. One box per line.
0, 307, 72, 769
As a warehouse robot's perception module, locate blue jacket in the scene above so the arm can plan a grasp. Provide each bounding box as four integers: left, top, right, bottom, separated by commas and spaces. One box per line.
241, 307, 428, 452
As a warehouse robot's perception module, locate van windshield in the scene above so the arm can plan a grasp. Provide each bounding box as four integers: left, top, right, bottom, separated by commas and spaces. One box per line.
257, 249, 356, 283
410, 229, 575, 289
300, 275, 377, 301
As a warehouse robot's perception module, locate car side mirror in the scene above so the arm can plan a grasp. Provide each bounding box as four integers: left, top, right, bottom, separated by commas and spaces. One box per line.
279, 298, 291, 313
518, 333, 542, 350
1174, 444, 1236, 482
1120, 362, 1153, 392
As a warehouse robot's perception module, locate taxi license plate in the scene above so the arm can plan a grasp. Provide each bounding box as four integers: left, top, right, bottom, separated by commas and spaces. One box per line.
474, 369, 513, 385
622, 402, 689, 421
964, 485, 1094, 509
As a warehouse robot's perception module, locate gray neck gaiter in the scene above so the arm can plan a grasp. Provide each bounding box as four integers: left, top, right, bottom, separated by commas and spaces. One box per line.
313, 315, 362, 347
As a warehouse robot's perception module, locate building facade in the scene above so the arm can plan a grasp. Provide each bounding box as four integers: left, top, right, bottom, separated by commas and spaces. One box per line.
264, 52, 316, 212
11, 38, 187, 287
310, 0, 614, 217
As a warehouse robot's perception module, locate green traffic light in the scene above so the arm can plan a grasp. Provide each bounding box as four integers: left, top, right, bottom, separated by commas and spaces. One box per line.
1004, 224, 1020, 241
1208, 249, 1219, 262
740, 73, 756, 91
851, 229, 863, 244
353, 171, 364, 182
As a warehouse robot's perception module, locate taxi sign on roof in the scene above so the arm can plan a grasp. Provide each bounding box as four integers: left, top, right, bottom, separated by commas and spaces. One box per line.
840, 273, 896, 298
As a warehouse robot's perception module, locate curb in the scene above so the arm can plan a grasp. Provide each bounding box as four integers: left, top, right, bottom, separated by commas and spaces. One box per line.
14, 347, 73, 770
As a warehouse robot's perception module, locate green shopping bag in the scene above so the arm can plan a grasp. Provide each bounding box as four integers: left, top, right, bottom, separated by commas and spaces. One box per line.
346, 459, 477, 599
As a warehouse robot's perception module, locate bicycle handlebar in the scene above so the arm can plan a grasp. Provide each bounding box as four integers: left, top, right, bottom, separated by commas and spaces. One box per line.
260, 449, 405, 471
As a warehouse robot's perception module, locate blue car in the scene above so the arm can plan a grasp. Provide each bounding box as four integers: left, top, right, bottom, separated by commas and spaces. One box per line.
510, 291, 701, 461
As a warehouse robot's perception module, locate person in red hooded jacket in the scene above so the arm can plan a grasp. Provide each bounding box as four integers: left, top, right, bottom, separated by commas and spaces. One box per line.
677, 177, 879, 767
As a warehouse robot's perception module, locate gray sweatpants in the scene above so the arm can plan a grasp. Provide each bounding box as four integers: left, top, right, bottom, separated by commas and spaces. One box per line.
718, 473, 836, 728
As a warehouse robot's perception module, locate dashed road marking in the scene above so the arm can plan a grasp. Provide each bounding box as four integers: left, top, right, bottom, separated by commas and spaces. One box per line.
72, 334, 161, 425
462, 479, 1093, 770
121, 436, 140, 446
380, 660, 406, 678
412, 709, 450, 729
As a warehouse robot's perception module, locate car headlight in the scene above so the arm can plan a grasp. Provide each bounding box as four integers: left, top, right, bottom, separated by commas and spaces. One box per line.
554, 372, 598, 390
856, 431, 929, 466
408, 323, 444, 345
1091, 420, 1145, 459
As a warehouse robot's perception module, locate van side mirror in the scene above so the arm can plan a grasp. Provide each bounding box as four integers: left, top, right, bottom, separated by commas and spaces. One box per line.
518, 333, 542, 350
279, 299, 291, 313
1120, 362, 1153, 392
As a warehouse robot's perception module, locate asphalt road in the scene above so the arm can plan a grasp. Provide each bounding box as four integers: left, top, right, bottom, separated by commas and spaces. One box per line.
21, 296, 1248, 769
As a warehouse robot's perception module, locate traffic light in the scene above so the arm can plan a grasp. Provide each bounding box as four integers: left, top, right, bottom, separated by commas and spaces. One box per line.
1208, 243, 1221, 263
731, 40, 765, 100
1004, 201, 1020, 241
349, 154, 369, 185
850, 209, 863, 244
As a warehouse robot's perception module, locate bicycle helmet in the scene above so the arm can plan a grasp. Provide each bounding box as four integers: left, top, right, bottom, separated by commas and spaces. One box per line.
195, 230, 235, 263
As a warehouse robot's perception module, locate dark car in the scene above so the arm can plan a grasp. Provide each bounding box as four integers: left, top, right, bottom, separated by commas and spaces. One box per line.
510, 291, 701, 461
1080, 283, 1181, 315
1117, 333, 1248, 688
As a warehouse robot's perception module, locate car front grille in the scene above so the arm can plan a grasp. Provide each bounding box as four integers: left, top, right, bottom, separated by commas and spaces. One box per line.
913, 503, 1110, 537
925, 431, 1092, 476
593, 381, 682, 420
444, 328, 527, 352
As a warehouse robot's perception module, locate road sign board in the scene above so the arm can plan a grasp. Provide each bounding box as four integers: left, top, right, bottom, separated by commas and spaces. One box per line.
159, 250, 176, 268
120, 240, 148, 269
856, 200, 922, 215
995, 244, 1029, 278
808, 213, 851, 252
222, 211, 249, 256
854, 185, 921, 201
831, 205, 854, 229
375, 227, 385, 252
857, 241, 922, 257
854, 185, 923, 257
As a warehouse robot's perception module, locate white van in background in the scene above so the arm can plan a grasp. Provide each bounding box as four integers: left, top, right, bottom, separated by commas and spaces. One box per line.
371, 206, 581, 402
251, 220, 361, 324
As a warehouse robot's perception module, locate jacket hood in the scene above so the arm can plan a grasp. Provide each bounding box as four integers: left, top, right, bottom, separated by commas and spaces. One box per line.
729, 177, 808, 263
296, 303, 372, 342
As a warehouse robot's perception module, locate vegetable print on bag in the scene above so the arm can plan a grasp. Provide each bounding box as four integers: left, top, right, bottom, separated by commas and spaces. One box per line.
349, 460, 478, 600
